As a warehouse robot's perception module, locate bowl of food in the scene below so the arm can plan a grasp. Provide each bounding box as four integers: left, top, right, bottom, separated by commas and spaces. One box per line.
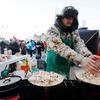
28, 71, 65, 87
74, 67, 100, 86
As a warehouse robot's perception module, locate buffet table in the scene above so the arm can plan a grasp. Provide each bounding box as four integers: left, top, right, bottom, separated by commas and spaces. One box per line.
0, 55, 29, 75
0, 55, 28, 67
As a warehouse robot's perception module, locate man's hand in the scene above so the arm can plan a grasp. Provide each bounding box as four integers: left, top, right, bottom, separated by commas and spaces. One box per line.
81, 57, 100, 75
89, 55, 100, 69
89, 55, 100, 61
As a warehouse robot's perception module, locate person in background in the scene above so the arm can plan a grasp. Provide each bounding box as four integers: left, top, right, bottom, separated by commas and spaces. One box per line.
9, 39, 20, 55
26, 41, 32, 57
40, 41, 44, 51
46, 6, 100, 79
0, 40, 9, 54
20, 41, 27, 55
26, 41, 30, 55
26, 40, 36, 57
36, 41, 42, 59
31, 40, 36, 54
44, 41, 47, 53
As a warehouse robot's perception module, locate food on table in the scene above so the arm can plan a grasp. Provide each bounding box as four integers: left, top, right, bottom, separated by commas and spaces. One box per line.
77, 70, 100, 85
0, 55, 11, 62
29, 71, 64, 87
16, 52, 21, 56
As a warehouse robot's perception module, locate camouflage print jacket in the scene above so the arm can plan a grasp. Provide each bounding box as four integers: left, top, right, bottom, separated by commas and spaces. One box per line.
46, 25, 92, 64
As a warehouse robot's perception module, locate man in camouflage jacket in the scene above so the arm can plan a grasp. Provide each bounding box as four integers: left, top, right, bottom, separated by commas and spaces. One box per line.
46, 6, 100, 78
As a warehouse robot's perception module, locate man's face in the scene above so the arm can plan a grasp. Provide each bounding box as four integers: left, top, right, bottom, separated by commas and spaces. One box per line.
62, 17, 74, 27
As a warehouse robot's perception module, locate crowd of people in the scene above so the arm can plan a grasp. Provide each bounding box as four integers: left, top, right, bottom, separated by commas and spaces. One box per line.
0, 37, 47, 59
25, 40, 47, 58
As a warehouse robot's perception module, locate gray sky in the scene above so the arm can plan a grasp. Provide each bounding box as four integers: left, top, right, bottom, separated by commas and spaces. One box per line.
0, 0, 100, 39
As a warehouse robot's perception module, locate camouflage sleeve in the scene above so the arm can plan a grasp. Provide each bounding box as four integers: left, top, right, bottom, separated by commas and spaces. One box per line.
73, 31, 92, 57
46, 27, 84, 64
